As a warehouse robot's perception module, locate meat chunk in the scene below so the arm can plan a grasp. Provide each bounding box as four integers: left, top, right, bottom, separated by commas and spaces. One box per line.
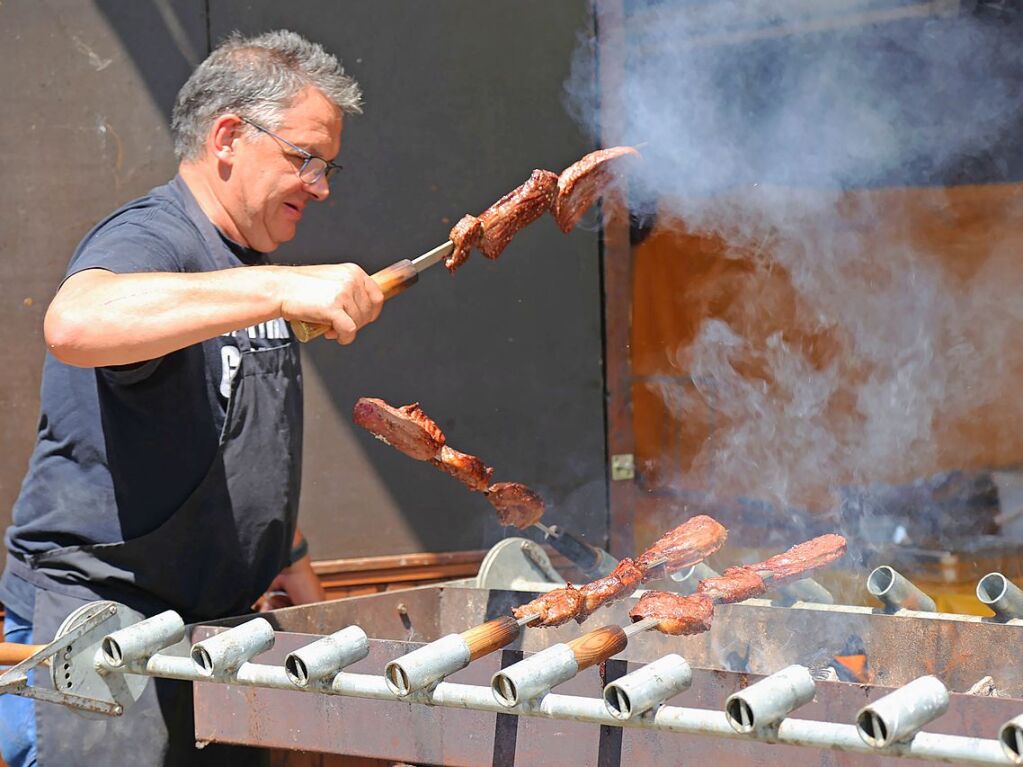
696, 566, 766, 604
635, 515, 728, 576
430, 445, 494, 492
577, 558, 645, 620
513, 585, 584, 627
352, 398, 445, 461
445, 214, 484, 272
552, 146, 641, 233
478, 169, 558, 260
757, 534, 847, 586
629, 592, 714, 636
485, 482, 545, 528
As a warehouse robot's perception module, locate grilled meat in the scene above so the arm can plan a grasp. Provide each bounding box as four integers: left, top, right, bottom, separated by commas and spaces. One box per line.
552, 146, 641, 233
629, 592, 714, 636
696, 566, 766, 604
636, 515, 728, 576
630, 533, 847, 637
485, 481, 545, 528
518, 516, 726, 627
446, 214, 484, 272
430, 445, 494, 492
352, 398, 445, 461
513, 585, 584, 627
758, 533, 847, 586
577, 558, 644, 620
478, 169, 559, 260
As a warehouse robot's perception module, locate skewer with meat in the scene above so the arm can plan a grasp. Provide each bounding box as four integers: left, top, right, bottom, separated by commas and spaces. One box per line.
485, 481, 545, 528
630, 534, 847, 635
444, 214, 484, 272
552, 146, 641, 233
352, 398, 445, 461
352, 397, 544, 528
512, 515, 728, 627
502, 533, 848, 691
477, 169, 559, 260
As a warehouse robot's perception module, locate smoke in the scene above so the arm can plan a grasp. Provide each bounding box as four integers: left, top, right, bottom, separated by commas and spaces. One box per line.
566, 3, 1023, 533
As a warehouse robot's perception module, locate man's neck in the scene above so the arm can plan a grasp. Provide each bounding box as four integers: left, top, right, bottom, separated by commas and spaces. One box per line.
178, 163, 249, 248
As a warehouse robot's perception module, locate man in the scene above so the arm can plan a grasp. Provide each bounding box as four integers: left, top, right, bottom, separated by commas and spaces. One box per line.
0, 30, 382, 766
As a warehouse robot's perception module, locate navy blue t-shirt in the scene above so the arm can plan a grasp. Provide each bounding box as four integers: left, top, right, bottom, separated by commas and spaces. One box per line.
1, 177, 297, 618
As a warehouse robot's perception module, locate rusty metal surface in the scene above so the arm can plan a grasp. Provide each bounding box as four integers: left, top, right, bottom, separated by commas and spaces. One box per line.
192, 628, 1023, 766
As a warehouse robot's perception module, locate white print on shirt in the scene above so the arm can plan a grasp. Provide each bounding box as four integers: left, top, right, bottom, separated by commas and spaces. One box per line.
219, 345, 242, 398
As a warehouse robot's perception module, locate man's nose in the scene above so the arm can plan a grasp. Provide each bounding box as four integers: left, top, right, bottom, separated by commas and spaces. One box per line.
306, 174, 330, 201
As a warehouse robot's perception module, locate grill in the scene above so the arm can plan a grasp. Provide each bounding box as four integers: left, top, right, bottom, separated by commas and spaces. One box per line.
4, 537, 1023, 766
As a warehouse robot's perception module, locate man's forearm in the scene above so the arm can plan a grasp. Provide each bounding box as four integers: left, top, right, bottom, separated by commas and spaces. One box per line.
45, 266, 286, 367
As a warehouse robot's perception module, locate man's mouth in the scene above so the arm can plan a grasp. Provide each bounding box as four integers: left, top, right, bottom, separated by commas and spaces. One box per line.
283, 202, 304, 220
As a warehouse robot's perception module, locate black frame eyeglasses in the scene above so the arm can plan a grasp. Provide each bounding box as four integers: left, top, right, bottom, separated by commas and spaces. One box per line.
239, 116, 343, 185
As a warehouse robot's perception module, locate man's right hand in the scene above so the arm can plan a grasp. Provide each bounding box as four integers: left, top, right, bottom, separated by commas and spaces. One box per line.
276, 263, 385, 345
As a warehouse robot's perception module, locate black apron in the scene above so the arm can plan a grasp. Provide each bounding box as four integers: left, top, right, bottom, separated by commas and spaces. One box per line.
13, 177, 301, 767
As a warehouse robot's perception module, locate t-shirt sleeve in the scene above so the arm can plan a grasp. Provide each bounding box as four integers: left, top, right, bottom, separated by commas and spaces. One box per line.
66, 211, 187, 280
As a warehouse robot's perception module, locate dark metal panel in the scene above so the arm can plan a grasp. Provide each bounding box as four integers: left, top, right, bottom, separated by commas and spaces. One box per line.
206, 2, 607, 558
0, 0, 206, 525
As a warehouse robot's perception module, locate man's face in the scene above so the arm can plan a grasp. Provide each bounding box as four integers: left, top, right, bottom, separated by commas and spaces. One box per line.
227, 87, 343, 252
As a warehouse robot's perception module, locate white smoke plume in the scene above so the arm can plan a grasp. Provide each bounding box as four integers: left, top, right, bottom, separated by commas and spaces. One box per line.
566, 2, 1023, 539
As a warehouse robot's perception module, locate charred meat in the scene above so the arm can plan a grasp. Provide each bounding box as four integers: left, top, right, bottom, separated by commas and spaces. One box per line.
485, 481, 545, 528
352, 398, 445, 461
430, 445, 494, 492
513, 585, 584, 627
478, 169, 559, 260
552, 146, 641, 233
636, 515, 728, 576
577, 558, 645, 620
446, 214, 484, 272
696, 566, 766, 604
629, 592, 715, 636
757, 533, 847, 586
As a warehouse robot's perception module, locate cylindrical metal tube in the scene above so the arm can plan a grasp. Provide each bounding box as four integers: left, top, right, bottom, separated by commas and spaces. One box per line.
603, 654, 692, 720
867, 566, 937, 613
285, 626, 369, 688
98, 611, 185, 669
190, 618, 274, 677
774, 578, 835, 606
999, 713, 1023, 764
384, 633, 470, 696
976, 572, 1023, 622
668, 561, 720, 592
725, 665, 816, 734
856, 675, 949, 747
491, 644, 578, 707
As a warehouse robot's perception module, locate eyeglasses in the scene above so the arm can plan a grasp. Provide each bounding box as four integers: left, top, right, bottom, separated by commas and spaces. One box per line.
239, 116, 342, 185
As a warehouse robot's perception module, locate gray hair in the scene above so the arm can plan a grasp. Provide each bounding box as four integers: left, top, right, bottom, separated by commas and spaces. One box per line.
171, 29, 363, 162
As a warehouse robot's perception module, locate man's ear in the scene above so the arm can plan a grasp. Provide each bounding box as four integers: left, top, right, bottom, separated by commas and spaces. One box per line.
208, 114, 243, 164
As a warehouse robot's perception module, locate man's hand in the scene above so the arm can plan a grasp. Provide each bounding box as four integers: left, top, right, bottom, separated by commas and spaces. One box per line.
277, 264, 384, 345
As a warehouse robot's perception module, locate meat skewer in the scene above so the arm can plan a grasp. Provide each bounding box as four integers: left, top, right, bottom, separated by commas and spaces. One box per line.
512, 515, 728, 627
506, 534, 848, 686
630, 534, 848, 635
352, 396, 544, 529
552, 145, 642, 233
292, 147, 641, 341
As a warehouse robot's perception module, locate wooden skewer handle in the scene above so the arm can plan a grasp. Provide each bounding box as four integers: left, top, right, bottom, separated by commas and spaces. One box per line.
460, 616, 521, 662
290, 259, 419, 342
0, 642, 46, 666
565, 625, 628, 671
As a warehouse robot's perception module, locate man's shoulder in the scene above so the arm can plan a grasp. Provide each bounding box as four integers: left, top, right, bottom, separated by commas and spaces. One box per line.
70, 180, 207, 275
89, 181, 199, 247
